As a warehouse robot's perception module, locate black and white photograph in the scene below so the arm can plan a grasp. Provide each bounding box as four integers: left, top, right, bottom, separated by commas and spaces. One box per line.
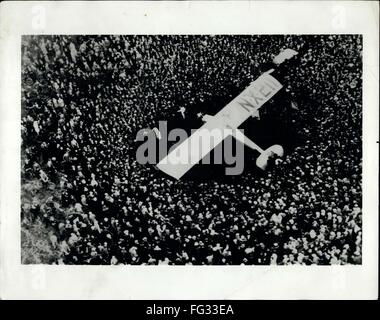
20, 34, 363, 266
0, 0, 378, 300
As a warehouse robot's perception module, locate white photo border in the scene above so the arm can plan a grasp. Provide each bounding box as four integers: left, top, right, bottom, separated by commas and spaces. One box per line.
0, 1, 378, 300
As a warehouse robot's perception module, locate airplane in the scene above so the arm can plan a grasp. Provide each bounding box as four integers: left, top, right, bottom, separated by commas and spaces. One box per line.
156, 48, 299, 180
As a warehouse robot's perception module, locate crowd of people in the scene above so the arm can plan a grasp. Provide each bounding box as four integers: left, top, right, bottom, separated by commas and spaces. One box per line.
21, 35, 362, 265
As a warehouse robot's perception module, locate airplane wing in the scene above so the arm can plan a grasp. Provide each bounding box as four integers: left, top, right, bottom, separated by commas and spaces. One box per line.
156, 72, 283, 179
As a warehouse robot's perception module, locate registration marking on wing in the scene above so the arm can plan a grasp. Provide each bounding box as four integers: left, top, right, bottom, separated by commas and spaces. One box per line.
156, 73, 283, 179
